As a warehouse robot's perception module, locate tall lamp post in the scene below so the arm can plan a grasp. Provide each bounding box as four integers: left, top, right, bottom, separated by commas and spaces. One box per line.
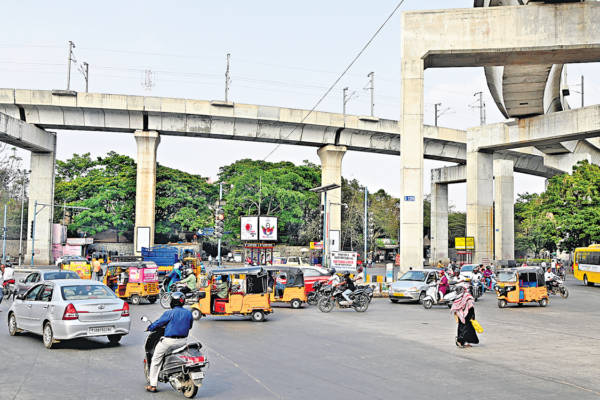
309, 183, 341, 268
18, 169, 31, 267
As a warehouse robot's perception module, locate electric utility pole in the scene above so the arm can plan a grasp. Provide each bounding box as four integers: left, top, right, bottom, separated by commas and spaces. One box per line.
343, 87, 355, 127
79, 62, 89, 92
474, 92, 485, 126
435, 103, 441, 127
582, 75, 585, 108
367, 72, 375, 116
225, 54, 231, 102
66, 41, 76, 90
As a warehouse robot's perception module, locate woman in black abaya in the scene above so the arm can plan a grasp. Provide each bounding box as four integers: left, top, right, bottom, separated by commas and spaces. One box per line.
451, 287, 479, 348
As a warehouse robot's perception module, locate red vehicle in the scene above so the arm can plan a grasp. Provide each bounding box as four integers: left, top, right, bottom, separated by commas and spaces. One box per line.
300, 266, 333, 292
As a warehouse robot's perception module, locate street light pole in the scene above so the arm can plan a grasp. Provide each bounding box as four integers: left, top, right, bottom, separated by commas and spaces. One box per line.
18, 171, 28, 267
367, 72, 375, 116
67, 41, 75, 90
309, 183, 341, 269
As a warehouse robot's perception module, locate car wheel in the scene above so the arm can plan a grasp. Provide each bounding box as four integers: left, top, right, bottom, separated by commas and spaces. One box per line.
290, 299, 302, 309
43, 323, 55, 349
418, 291, 426, 304
8, 313, 20, 336
130, 294, 141, 305
108, 335, 122, 345
191, 309, 202, 321
390, 299, 399, 303
251, 310, 265, 322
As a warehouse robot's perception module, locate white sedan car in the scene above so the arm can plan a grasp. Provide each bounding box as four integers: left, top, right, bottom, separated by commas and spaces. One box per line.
7, 279, 131, 349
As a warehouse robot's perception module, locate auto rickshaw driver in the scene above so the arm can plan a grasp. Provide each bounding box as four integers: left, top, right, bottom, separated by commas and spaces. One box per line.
210, 275, 229, 312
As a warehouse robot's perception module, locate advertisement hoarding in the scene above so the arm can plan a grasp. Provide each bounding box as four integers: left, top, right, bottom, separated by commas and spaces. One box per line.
331, 251, 358, 270
258, 216, 278, 241
241, 216, 259, 240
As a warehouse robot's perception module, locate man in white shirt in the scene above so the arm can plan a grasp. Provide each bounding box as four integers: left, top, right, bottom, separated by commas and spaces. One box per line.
544, 266, 556, 282
3, 263, 14, 282
325, 269, 342, 286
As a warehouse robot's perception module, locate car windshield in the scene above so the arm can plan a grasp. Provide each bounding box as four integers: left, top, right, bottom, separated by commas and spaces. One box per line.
461, 265, 474, 273
301, 258, 310, 264
44, 271, 80, 280
61, 285, 117, 300
399, 271, 426, 281
498, 271, 517, 282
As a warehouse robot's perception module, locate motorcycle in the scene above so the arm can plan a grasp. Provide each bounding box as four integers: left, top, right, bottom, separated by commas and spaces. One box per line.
307, 281, 327, 306
546, 277, 569, 298
356, 284, 374, 302
422, 281, 464, 309
317, 285, 370, 313
3, 279, 15, 299
160, 282, 207, 309
141, 316, 209, 398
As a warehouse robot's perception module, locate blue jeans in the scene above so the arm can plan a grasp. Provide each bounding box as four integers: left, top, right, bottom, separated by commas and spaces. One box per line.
0, 286, 4, 305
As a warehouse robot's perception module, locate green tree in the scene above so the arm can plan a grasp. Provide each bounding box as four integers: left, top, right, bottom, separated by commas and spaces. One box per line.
217, 159, 321, 244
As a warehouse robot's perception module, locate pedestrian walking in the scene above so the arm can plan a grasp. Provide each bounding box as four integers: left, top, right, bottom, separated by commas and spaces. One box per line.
451, 287, 479, 348
208, 255, 213, 267
93, 258, 103, 281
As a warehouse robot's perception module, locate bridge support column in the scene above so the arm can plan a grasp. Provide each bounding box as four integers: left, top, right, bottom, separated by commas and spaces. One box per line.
494, 159, 514, 262
317, 145, 346, 261
134, 130, 160, 255
430, 182, 449, 266
466, 150, 494, 266
27, 151, 56, 265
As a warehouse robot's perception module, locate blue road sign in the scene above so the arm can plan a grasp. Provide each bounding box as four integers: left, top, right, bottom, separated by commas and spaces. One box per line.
404, 196, 415, 201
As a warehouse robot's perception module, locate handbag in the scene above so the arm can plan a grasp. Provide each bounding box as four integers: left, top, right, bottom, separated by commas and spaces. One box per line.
471, 319, 484, 333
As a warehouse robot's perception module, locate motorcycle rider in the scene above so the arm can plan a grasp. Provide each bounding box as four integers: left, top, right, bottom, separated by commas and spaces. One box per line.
3, 261, 15, 286
164, 264, 182, 292
177, 266, 197, 296
437, 260, 444, 270
354, 267, 365, 285
437, 270, 449, 301
145, 292, 193, 393
336, 271, 356, 305
325, 268, 342, 286
471, 266, 484, 295
545, 266, 557, 290
483, 266, 493, 290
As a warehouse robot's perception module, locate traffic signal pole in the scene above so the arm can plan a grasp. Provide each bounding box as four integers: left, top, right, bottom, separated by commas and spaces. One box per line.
31, 201, 37, 266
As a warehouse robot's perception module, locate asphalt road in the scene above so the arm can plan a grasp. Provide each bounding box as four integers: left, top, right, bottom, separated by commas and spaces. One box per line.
1, 274, 599, 399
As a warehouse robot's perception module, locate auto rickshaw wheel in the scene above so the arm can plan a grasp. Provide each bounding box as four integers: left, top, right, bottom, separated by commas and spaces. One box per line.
517, 303, 524, 307
147, 296, 157, 304
539, 298, 548, 307
251, 310, 265, 322
291, 299, 302, 309
192, 309, 202, 321
497, 299, 507, 308
130, 294, 141, 306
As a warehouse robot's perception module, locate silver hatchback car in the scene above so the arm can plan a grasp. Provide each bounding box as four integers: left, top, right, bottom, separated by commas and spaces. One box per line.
7, 279, 131, 349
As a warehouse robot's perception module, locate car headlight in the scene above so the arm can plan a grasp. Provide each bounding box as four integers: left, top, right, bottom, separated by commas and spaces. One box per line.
408, 287, 418, 292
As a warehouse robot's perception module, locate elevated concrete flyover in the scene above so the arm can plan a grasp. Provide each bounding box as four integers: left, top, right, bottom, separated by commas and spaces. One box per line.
0, 111, 56, 265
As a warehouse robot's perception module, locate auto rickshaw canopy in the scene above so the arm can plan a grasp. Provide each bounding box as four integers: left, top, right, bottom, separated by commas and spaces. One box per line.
264, 266, 305, 288
208, 266, 267, 277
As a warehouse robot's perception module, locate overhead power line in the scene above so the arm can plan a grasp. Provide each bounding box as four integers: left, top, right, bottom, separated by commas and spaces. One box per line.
262, 0, 406, 161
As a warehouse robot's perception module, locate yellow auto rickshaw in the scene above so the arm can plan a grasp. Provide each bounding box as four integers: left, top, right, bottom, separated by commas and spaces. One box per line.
61, 259, 92, 280
496, 267, 549, 308
103, 261, 160, 305
265, 266, 307, 309
190, 267, 273, 322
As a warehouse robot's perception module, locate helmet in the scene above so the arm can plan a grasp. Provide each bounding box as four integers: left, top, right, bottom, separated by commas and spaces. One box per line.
330, 268, 336, 275
438, 270, 444, 275
357, 267, 363, 274
170, 292, 185, 308
343, 271, 350, 278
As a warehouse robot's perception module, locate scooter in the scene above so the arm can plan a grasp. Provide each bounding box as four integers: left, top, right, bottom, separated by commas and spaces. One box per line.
422, 281, 464, 309
142, 316, 209, 398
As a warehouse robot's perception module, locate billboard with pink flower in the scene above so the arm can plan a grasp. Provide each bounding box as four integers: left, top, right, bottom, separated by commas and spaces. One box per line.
258, 216, 278, 241
240, 216, 259, 240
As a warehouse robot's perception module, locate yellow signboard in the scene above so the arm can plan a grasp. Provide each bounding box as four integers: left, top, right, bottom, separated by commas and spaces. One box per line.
465, 237, 475, 250
455, 237, 474, 250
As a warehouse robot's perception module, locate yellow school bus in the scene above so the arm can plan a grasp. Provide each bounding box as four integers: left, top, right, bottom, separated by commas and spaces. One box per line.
574, 245, 600, 286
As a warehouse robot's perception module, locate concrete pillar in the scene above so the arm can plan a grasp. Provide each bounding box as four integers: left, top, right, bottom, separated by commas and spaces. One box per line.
317, 145, 346, 259
430, 182, 449, 265
27, 151, 56, 265
400, 46, 425, 270
494, 159, 515, 261
466, 150, 494, 265
134, 131, 160, 255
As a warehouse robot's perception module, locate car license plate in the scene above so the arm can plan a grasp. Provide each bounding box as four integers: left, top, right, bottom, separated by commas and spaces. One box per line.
89, 326, 114, 334
393, 293, 404, 297
191, 372, 204, 380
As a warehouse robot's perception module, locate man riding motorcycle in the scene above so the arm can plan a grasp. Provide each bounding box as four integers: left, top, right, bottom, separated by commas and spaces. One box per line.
483, 266, 493, 289
336, 271, 356, 305
545, 266, 557, 289
145, 292, 194, 393
164, 265, 182, 292
325, 268, 342, 286
471, 266, 484, 295
177, 267, 197, 296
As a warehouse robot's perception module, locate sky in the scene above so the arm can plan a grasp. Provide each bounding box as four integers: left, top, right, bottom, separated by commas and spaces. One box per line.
1, 0, 599, 211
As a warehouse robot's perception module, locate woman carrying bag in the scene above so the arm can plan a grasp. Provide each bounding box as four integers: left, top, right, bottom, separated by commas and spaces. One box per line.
451, 286, 482, 348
